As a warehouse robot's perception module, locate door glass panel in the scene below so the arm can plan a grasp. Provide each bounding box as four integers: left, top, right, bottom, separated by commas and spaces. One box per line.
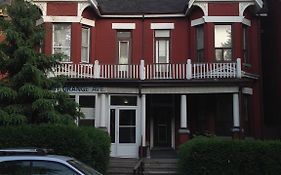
119, 127, 136, 143
0, 161, 30, 175
119, 110, 136, 143
119, 110, 135, 125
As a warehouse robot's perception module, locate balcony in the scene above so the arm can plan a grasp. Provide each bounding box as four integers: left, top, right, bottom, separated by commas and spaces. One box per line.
51, 59, 243, 80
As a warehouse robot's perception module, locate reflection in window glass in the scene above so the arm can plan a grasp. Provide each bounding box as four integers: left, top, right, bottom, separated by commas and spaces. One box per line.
32, 161, 78, 175
215, 25, 232, 61
53, 24, 71, 61
243, 26, 249, 64
0, 161, 30, 175
119, 127, 136, 143
81, 27, 90, 63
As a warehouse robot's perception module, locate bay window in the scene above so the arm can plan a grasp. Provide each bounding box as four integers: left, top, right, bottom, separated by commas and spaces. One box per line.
53, 23, 71, 62
215, 25, 232, 61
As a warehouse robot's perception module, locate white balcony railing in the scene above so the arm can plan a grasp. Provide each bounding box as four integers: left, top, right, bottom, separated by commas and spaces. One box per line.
52, 58, 242, 80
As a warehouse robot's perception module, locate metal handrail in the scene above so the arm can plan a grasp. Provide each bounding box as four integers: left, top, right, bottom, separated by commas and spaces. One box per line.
133, 158, 144, 175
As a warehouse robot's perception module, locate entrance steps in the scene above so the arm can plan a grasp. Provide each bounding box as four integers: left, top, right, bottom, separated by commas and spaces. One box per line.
107, 158, 138, 175
107, 158, 178, 175
143, 158, 178, 175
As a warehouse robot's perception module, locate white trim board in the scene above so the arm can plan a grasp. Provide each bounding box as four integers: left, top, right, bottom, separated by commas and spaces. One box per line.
151, 23, 175, 29
191, 16, 251, 26
112, 23, 136, 29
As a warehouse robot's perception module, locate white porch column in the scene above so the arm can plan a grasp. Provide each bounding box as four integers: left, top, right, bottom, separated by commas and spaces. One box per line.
233, 93, 240, 127
100, 94, 106, 128
180, 95, 187, 128
141, 94, 146, 146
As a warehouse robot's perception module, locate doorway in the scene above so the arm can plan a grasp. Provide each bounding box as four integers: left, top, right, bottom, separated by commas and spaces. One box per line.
110, 107, 140, 158
153, 106, 172, 147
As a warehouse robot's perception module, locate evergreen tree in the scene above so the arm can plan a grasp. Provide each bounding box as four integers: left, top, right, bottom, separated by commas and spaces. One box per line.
0, 0, 83, 125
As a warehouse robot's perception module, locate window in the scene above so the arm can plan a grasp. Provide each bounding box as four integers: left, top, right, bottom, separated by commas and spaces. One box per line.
215, 25, 232, 61
53, 23, 71, 62
79, 95, 95, 126
0, 161, 31, 175
117, 31, 131, 71
81, 27, 90, 63
155, 30, 170, 64
32, 161, 78, 175
243, 26, 249, 64
196, 25, 204, 62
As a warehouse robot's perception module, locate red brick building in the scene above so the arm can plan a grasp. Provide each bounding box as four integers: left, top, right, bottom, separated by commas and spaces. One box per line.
33, 0, 264, 158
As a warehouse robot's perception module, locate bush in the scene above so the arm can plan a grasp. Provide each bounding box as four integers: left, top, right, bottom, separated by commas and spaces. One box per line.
0, 124, 110, 174
178, 137, 281, 175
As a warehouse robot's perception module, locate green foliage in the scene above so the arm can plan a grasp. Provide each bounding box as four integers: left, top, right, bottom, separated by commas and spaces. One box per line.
0, 0, 83, 126
178, 138, 281, 175
0, 125, 111, 174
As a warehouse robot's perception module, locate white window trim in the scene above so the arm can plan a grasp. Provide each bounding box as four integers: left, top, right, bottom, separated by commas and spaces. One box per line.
151, 23, 174, 29
112, 23, 136, 30
191, 16, 251, 27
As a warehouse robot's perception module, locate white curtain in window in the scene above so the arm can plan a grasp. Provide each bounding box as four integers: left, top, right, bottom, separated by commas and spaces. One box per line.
53, 24, 71, 61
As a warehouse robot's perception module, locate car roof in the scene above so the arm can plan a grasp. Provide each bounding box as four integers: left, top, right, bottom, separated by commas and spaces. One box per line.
0, 154, 74, 163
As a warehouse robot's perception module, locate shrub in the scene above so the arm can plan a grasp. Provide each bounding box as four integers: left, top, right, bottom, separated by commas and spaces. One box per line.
178, 137, 281, 175
0, 124, 110, 174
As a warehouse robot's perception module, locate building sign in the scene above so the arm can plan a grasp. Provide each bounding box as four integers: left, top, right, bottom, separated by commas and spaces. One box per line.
62, 86, 104, 93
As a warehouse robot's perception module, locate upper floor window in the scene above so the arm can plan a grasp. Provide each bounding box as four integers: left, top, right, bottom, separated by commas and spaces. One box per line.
117, 31, 131, 71
196, 25, 204, 62
81, 27, 90, 63
53, 23, 71, 62
215, 25, 232, 61
243, 26, 249, 64
154, 30, 170, 64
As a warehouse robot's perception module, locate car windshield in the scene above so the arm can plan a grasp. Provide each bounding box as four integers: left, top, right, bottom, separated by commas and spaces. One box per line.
68, 159, 102, 175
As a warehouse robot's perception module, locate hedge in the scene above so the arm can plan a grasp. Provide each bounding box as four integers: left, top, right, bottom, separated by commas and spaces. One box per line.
178, 137, 281, 175
0, 124, 110, 174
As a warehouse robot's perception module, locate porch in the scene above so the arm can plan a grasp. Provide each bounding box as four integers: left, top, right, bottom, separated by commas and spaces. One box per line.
51, 58, 243, 80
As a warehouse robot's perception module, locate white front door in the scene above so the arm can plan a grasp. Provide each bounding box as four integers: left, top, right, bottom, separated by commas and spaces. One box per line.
110, 108, 140, 158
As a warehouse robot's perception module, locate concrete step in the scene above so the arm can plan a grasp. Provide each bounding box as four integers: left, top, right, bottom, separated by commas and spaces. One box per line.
143, 158, 178, 175
107, 158, 138, 175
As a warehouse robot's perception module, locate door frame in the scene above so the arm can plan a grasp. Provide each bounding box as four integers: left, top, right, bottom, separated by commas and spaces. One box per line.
110, 106, 140, 158
150, 111, 175, 149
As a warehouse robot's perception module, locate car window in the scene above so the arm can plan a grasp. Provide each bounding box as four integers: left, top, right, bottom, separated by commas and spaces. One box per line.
68, 159, 102, 175
31, 161, 79, 175
0, 160, 31, 175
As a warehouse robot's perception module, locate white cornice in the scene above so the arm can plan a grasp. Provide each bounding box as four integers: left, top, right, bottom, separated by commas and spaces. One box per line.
38, 16, 95, 26
191, 16, 251, 26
